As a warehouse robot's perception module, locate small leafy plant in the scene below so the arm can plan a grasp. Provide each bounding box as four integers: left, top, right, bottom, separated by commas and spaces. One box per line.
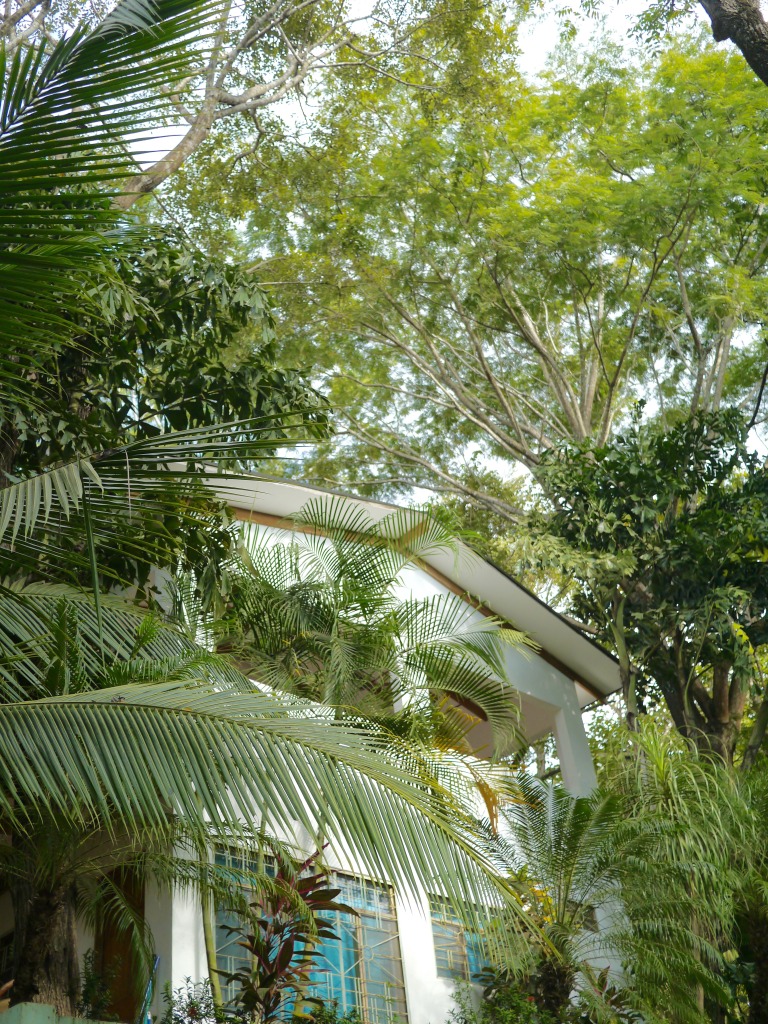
220, 850, 355, 1023
448, 976, 558, 1024
77, 949, 119, 1021
302, 1007, 363, 1024
160, 978, 227, 1024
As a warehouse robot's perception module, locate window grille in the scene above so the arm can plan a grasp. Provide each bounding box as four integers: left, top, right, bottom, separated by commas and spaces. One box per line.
213, 851, 408, 1023
429, 897, 487, 983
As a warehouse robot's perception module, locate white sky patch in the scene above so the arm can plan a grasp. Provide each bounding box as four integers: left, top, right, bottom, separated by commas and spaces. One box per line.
516, 0, 708, 77
131, 1, 663, 169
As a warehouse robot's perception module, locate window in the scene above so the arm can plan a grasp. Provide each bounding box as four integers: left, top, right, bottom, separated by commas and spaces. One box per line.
214, 852, 408, 1024
429, 898, 487, 983
305, 873, 407, 1024
214, 847, 264, 996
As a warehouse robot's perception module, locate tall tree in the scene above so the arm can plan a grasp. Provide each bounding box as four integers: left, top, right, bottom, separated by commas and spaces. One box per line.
196, 35, 768, 517
169, 31, 768, 761
534, 411, 768, 765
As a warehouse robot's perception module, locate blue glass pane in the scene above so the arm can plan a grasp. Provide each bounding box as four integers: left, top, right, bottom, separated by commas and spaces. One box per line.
305, 913, 359, 1013
430, 899, 489, 982
466, 930, 488, 979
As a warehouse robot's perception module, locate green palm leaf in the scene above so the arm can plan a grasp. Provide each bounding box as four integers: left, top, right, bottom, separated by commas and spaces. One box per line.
0, 587, 529, 944
224, 500, 529, 753
0, 0, 222, 406
0, 677, 523, 926
0, 415, 315, 582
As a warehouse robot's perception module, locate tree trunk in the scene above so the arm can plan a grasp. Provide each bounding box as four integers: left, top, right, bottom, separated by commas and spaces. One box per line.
201, 885, 224, 1011
10, 881, 80, 1015
742, 692, 768, 772
700, 0, 768, 89
536, 956, 574, 1017
114, 106, 217, 210
748, 909, 768, 1024
695, 718, 741, 765
0, 423, 18, 482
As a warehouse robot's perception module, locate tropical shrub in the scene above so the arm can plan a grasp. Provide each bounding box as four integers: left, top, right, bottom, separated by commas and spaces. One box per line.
448, 979, 556, 1024
160, 979, 226, 1024
220, 851, 353, 1023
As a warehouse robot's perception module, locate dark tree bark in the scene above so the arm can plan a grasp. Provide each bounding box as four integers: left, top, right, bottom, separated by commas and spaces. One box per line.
10, 880, 80, 1016
742, 693, 768, 772
700, 0, 768, 88
536, 956, 574, 1017
748, 909, 768, 1024
651, 645, 749, 766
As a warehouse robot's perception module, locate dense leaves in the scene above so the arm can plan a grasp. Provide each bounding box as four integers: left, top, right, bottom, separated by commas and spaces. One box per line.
3, 237, 328, 479
535, 410, 768, 762
171, 36, 768, 514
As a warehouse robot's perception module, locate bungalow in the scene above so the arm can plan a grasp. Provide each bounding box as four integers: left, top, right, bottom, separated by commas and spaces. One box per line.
1, 477, 620, 1024
154, 477, 620, 1024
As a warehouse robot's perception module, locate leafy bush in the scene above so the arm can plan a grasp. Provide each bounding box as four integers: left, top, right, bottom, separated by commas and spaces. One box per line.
160, 978, 227, 1024
77, 949, 119, 1021
301, 1007, 363, 1024
220, 850, 354, 1024
448, 980, 558, 1024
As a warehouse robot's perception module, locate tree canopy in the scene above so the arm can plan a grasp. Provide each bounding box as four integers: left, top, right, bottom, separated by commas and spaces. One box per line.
173, 35, 768, 514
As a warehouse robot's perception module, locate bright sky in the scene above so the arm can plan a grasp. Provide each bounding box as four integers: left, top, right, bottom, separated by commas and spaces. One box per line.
137, 1, 663, 170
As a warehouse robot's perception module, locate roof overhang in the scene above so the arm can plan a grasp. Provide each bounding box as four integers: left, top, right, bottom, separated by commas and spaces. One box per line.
207, 474, 621, 705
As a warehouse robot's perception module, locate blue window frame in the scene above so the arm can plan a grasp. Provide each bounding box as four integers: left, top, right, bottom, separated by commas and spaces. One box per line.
429, 897, 488, 983
214, 852, 408, 1024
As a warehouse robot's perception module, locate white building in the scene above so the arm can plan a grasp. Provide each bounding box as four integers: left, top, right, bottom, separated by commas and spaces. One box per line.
2, 477, 621, 1024
148, 478, 620, 1024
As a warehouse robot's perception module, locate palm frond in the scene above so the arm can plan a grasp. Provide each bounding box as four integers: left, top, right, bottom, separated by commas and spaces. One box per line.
0, 676, 533, 940
220, 504, 529, 754
0, 416, 316, 583
0, 590, 526, 938
0, 0, 223, 401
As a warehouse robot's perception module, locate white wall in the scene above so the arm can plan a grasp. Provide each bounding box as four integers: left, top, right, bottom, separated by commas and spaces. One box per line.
150, 526, 599, 1022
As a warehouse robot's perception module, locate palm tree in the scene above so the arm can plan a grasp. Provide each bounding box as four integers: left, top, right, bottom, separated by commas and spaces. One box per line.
0, 1, 532, 1012
608, 725, 766, 1024
176, 496, 532, 1007
211, 496, 529, 755
489, 754, 734, 1023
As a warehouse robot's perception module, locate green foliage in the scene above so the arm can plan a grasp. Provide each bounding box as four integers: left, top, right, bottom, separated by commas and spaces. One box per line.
0, 0, 226, 410
76, 949, 119, 1021
448, 977, 557, 1024
160, 979, 227, 1024
4, 235, 328, 480
536, 409, 768, 760
301, 1007, 363, 1024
